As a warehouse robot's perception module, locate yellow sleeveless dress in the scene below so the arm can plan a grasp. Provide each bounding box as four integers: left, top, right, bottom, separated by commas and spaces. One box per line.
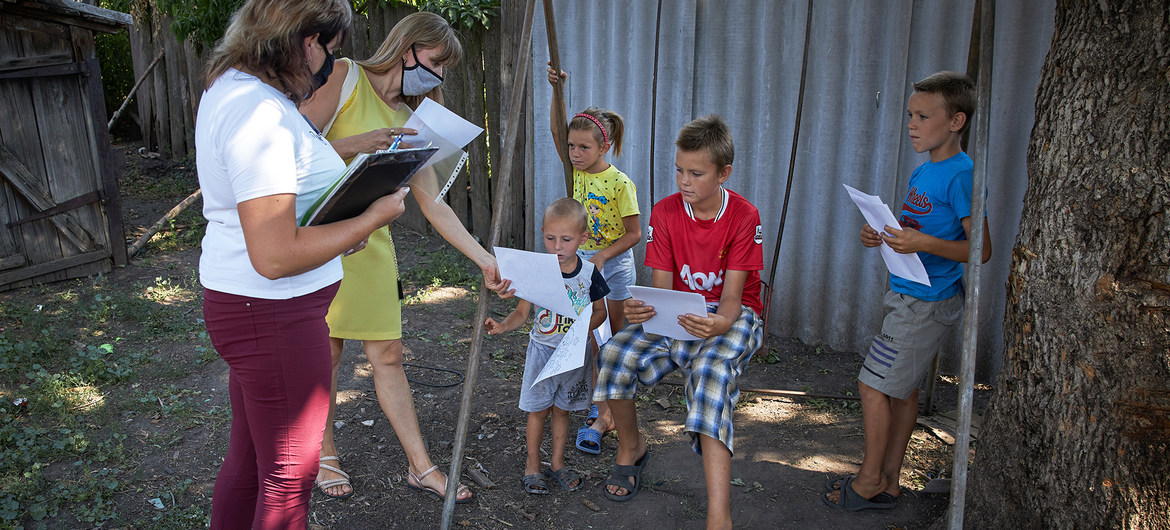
324, 59, 411, 340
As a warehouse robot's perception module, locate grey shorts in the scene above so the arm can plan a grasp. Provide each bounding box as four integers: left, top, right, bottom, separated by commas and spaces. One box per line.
518, 340, 593, 413
577, 248, 635, 300
858, 290, 963, 400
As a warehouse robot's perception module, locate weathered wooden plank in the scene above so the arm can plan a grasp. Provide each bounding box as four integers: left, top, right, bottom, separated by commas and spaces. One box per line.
162, 14, 183, 156
75, 38, 125, 265
149, 7, 167, 153
0, 10, 70, 41
4, 18, 70, 284
0, 254, 24, 270
26, 71, 100, 254
0, 51, 71, 71
181, 39, 198, 154
128, 5, 152, 150
0, 248, 109, 287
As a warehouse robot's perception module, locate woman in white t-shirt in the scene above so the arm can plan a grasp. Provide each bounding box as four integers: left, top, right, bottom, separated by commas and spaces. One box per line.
194, 0, 407, 527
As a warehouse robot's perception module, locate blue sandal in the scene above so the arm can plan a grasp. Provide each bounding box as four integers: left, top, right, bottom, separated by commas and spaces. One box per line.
575, 405, 603, 454
576, 425, 602, 454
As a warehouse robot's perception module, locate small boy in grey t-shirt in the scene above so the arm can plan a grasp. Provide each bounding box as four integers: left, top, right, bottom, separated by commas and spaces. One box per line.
486, 198, 609, 496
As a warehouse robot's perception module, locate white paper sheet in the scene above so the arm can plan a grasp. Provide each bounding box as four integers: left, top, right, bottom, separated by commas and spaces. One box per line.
494, 247, 578, 322
532, 303, 592, 385
402, 98, 483, 172
626, 286, 709, 341
842, 184, 931, 286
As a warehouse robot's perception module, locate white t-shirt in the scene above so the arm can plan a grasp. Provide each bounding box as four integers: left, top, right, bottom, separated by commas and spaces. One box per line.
195, 69, 346, 299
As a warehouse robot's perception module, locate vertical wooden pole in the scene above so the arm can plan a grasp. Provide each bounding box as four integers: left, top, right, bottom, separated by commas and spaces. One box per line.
439, 0, 537, 528
542, 0, 573, 195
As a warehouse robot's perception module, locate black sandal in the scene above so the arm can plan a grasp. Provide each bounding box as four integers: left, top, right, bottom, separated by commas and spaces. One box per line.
521, 472, 550, 495
603, 450, 649, 502
545, 467, 583, 492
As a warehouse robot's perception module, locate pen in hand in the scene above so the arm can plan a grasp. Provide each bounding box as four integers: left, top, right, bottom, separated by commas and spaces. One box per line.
388, 133, 404, 150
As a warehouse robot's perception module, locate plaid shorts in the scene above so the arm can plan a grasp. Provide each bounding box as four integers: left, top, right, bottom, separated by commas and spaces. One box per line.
592, 305, 763, 455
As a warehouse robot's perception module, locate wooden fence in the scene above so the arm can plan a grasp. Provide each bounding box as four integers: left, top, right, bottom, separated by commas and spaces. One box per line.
125, 0, 532, 248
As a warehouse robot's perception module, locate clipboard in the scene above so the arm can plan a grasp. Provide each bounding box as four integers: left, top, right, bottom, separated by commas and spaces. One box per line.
300, 146, 438, 226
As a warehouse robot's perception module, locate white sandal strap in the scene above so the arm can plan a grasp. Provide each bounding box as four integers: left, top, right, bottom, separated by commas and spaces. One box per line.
319, 455, 340, 463
412, 464, 440, 482
318, 463, 350, 479
316, 477, 351, 489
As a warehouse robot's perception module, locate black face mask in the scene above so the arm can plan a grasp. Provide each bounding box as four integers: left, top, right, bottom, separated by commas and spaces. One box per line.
311, 42, 334, 90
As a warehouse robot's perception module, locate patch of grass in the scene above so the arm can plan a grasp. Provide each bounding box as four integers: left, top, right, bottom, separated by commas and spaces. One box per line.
401, 246, 480, 296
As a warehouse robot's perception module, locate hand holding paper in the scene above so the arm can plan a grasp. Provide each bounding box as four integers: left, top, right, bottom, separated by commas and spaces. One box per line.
842, 184, 931, 286
627, 286, 709, 341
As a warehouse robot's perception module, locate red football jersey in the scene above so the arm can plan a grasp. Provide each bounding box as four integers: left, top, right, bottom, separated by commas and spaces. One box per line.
645, 188, 764, 314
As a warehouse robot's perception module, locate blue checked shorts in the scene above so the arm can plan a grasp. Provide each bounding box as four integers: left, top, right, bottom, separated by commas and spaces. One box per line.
592, 305, 763, 455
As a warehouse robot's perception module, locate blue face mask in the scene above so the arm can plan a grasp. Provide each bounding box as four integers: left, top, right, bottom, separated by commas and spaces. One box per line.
401, 44, 443, 96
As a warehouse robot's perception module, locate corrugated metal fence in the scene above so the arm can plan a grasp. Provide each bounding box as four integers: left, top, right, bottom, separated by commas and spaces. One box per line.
531, 0, 1056, 382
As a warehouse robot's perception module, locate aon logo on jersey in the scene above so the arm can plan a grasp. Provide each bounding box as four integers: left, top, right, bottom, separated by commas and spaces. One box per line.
680, 264, 723, 292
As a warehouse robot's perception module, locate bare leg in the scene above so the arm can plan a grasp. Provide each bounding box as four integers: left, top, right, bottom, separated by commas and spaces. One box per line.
699, 435, 733, 530
880, 389, 920, 497
826, 382, 889, 503
605, 398, 647, 496
549, 408, 572, 474
365, 339, 471, 501
525, 409, 550, 477
316, 337, 352, 497
585, 336, 615, 437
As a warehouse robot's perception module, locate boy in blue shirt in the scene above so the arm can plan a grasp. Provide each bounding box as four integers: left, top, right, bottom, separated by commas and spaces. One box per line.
825, 71, 992, 511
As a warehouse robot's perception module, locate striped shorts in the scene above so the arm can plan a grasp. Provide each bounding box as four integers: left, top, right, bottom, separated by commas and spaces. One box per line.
858, 290, 963, 399
592, 305, 763, 455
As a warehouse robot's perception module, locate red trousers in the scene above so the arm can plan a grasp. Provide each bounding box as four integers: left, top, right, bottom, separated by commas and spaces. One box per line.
204, 283, 338, 529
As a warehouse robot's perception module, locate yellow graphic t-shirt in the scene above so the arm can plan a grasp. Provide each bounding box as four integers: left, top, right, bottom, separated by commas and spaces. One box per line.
572, 165, 639, 251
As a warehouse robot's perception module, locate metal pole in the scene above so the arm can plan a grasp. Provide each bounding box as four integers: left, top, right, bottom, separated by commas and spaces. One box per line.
764, 0, 813, 329
948, 0, 993, 526
542, 0, 573, 195
439, 0, 537, 528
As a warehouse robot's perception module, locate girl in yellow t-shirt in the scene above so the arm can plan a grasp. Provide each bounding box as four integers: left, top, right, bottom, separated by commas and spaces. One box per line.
547, 69, 642, 455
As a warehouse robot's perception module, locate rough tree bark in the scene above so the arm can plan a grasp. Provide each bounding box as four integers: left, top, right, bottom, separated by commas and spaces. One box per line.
967, 1, 1169, 528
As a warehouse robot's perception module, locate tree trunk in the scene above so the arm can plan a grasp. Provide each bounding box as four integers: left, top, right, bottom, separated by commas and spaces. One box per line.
967, 1, 1170, 528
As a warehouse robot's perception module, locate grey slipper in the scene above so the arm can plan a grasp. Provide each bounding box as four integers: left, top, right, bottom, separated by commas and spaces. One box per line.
545, 467, 583, 492
521, 472, 550, 495
821, 476, 896, 511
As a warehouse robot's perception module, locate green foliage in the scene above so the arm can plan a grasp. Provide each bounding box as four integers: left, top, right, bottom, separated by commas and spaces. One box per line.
410, 0, 499, 30
152, 0, 499, 49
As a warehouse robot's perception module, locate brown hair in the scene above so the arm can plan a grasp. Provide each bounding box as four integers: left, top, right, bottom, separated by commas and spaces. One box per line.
675, 114, 734, 168
912, 71, 976, 134
358, 11, 463, 110
569, 107, 625, 157
543, 197, 588, 233
205, 0, 351, 105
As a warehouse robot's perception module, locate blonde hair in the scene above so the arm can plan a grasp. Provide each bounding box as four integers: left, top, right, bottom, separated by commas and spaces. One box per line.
205, 0, 351, 105
676, 114, 734, 168
358, 11, 463, 110
543, 197, 588, 233
913, 71, 977, 134
569, 106, 625, 157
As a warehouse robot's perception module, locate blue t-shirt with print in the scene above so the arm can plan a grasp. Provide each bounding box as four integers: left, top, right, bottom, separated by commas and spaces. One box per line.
890, 152, 976, 301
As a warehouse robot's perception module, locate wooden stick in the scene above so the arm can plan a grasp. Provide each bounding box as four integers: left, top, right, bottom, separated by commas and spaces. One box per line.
127, 188, 201, 258
439, 0, 537, 528
542, 0, 573, 194
108, 51, 164, 132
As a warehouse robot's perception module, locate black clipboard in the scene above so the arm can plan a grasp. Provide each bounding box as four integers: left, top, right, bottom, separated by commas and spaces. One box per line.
301, 146, 438, 226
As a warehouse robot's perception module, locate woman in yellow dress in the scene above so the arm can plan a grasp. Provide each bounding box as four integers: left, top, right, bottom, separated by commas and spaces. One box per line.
301, 12, 503, 503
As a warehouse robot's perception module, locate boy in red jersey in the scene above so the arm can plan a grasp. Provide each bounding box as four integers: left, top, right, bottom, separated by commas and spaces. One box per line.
593, 115, 764, 530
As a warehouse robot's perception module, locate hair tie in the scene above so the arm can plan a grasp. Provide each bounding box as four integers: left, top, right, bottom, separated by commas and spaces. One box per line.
574, 113, 608, 145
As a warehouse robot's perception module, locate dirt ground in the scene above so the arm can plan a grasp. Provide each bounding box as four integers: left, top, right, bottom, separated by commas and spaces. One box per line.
2, 146, 985, 529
